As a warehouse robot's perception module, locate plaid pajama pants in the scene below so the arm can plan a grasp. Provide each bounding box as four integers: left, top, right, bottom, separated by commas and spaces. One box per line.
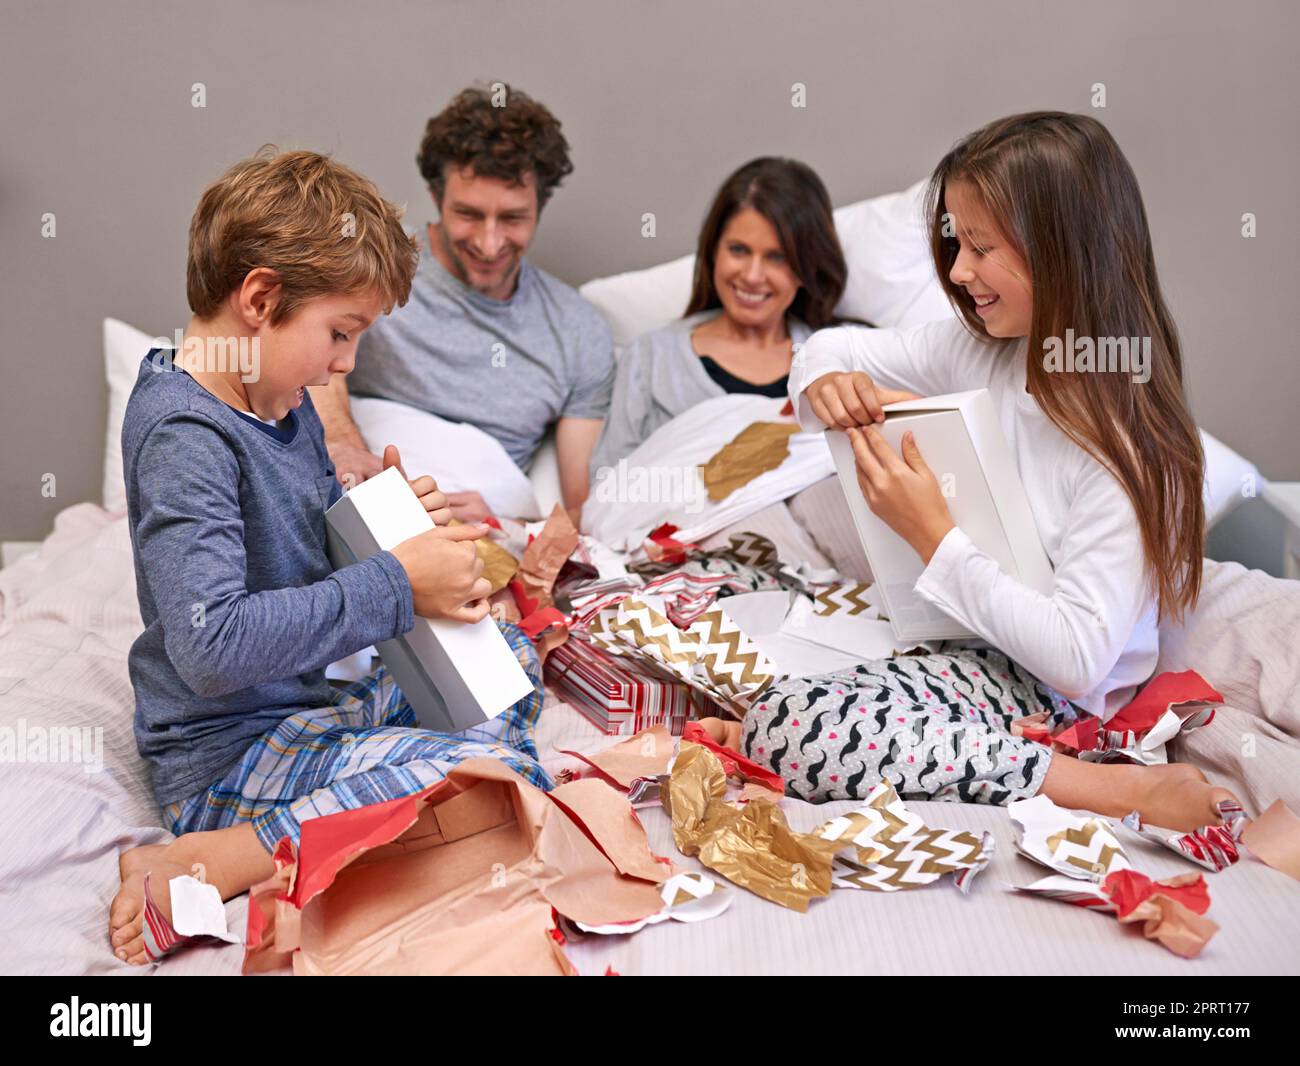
742, 646, 1081, 806
162, 620, 553, 853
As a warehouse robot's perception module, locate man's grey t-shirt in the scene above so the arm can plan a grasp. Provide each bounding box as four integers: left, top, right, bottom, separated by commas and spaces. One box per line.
348, 229, 616, 468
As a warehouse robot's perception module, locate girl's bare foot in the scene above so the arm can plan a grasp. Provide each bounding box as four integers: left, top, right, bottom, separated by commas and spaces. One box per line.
1145, 761, 1206, 783
1131, 768, 1237, 832
697, 717, 743, 752
108, 843, 193, 965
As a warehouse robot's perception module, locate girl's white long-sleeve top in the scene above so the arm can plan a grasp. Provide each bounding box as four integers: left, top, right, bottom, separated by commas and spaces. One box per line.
788, 316, 1159, 721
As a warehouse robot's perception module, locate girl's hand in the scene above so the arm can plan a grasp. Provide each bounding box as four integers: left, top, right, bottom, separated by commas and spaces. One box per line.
849, 426, 955, 564
382, 445, 452, 525
806, 371, 920, 427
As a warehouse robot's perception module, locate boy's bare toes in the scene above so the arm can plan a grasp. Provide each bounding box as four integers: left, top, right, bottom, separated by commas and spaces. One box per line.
108, 851, 192, 965
116, 931, 148, 964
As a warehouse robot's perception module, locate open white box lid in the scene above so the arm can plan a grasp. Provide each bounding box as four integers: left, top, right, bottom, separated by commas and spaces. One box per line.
826, 389, 1055, 641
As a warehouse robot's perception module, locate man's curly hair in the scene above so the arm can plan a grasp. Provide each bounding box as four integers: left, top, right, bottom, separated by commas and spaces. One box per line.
417, 84, 573, 210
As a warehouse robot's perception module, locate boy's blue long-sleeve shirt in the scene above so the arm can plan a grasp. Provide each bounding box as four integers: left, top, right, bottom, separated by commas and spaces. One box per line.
122, 351, 415, 806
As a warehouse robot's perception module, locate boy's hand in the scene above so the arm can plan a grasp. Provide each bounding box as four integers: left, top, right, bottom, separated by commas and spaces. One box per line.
383, 446, 452, 526
806, 371, 920, 428
849, 426, 955, 564
389, 522, 494, 623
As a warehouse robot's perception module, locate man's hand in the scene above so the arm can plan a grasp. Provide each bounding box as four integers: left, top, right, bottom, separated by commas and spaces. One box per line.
806, 371, 920, 428
849, 426, 955, 564
445, 490, 494, 524
389, 522, 493, 623
382, 446, 451, 525
329, 441, 384, 490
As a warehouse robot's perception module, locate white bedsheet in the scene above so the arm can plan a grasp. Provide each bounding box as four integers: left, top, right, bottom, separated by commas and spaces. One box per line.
1, 504, 1298, 976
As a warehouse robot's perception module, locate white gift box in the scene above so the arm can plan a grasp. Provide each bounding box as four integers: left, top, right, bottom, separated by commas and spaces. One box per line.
324, 467, 534, 732
825, 389, 1054, 642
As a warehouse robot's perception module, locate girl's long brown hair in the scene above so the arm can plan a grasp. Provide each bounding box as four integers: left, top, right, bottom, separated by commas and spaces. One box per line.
685, 157, 849, 328
926, 112, 1204, 624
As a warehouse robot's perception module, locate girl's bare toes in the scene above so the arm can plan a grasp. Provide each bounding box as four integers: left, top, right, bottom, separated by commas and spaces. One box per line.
1140, 775, 1238, 832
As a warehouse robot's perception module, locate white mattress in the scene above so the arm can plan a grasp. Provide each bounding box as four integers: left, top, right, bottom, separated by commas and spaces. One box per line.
2, 503, 1298, 976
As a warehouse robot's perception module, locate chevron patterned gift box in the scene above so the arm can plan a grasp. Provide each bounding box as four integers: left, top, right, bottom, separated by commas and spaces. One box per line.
544, 635, 715, 736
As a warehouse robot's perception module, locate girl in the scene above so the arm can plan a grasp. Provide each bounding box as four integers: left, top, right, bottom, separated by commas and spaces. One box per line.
741, 112, 1234, 832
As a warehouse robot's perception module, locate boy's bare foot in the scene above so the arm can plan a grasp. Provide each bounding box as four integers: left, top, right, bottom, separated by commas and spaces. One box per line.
1131, 768, 1237, 832
109, 822, 274, 964
109, 843, 193, 965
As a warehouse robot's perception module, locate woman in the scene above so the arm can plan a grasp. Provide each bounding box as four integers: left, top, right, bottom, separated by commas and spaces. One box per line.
587, 157, 859, 479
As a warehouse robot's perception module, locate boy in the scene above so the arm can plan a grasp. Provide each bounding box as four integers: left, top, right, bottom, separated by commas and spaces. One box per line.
108, 149, 551, 965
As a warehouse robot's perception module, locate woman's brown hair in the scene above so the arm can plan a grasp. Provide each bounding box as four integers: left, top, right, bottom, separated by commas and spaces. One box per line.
926, 111, 1204, 623
685, 157, 850, 329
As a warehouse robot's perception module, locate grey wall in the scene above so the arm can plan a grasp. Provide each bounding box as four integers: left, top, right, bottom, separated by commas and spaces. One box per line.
1, 0, 1295, 540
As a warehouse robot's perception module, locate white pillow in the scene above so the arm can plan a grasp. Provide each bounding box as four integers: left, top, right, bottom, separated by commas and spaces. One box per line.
527, 429, 564, 517
350, 396, 544, 520
579, 253, 695, 351
1201, 429, 1264, 526
832, 181, 954, 328
103, 317, 160, 513
578, 179, 953, 352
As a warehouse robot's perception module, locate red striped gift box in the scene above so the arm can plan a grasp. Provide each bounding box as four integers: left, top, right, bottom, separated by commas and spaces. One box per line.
544, 635, 715, 736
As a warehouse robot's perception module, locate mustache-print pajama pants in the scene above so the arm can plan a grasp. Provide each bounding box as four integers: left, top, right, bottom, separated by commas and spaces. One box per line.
740, 647, 1080, 805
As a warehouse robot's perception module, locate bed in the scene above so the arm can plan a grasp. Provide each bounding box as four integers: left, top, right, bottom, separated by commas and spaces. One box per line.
3, 179, 1297, 976
2, 499, 1298, 976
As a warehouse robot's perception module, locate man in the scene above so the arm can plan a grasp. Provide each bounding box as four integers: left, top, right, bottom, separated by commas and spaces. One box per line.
311, 84, 614, 521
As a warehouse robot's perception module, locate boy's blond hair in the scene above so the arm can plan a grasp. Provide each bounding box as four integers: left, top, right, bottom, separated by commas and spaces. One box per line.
186, 147, 419, 325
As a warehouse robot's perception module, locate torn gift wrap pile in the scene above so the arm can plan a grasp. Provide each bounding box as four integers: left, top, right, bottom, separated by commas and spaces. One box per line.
550, 532, 859, 732
587, 592, 778, 715
1010, 794, 1219, 958
1121, 801, 1247, 872
665, 741, 995, 911
241, 757, 730, 976
815, 780, 995, 893
1011, 669, 1223, 766
554, 723, 680, 801
546, 635, 712, 735
233, 713, 1299, 974
566, 531, 800, 630
550, 527, 952, 736
1081, 670, 1222, 764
